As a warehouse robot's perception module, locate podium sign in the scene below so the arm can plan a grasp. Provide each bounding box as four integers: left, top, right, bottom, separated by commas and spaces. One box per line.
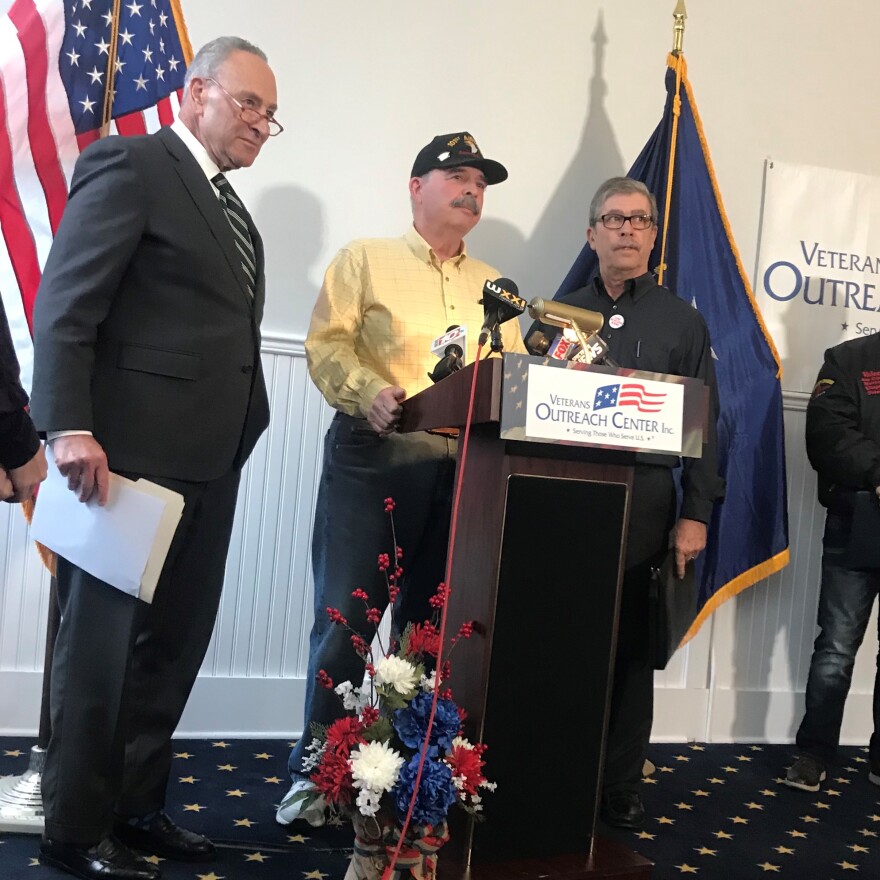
500, 354, 705, 458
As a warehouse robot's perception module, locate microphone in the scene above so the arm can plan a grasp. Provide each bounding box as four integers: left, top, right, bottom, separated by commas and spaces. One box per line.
527, 298, 604, 334
479, 278, 527, 349
428, 325, 467, 383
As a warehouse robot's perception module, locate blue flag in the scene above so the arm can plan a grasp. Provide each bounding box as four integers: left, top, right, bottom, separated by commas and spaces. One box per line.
557, 54, 789, 640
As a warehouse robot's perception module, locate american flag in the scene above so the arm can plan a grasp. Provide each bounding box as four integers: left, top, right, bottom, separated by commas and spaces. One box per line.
0, 0, 191, 392
593, 382, 667, 413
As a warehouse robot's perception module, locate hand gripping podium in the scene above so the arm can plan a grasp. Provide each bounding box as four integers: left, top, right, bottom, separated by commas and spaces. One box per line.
399, 354, 708, 880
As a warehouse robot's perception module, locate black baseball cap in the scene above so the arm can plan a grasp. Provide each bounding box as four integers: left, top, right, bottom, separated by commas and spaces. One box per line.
410, 132, 508, 185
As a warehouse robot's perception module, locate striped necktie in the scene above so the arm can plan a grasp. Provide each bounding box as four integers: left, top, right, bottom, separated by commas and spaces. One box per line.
212, 173, 256, 297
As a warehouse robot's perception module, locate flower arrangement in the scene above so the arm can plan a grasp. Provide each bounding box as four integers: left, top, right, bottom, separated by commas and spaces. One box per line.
301, 498, 494, 880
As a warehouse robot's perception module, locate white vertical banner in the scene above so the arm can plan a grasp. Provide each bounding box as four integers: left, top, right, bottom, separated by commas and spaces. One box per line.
755, 159, 880, 393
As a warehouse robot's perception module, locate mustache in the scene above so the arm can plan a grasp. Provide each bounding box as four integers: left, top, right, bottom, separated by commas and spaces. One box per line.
451, 195, 480, 214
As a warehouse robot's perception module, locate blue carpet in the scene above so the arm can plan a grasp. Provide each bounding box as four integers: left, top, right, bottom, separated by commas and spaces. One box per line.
1, 739, 878, 878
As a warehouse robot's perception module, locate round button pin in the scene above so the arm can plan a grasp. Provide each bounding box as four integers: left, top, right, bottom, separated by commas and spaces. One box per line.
609, 314, 625, 329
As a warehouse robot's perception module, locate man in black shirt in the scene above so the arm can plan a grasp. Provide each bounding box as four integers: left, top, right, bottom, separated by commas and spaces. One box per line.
783, 337, 880, 792
533, 177, 723, 827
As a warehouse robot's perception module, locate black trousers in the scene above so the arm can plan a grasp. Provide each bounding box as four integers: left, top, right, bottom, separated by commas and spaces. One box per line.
603, 465, 677, 796
42, 469, 241, 843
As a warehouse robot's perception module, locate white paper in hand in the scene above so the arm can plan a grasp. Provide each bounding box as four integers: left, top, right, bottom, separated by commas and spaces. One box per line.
30, 461, 184, 603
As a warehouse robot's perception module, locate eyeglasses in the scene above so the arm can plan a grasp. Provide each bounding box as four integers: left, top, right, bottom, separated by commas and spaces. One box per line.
206, 77, 284, 137
596, 213, 654, 230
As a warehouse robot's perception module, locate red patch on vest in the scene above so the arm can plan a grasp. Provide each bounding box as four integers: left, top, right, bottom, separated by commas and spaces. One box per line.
862, 371, 880, 395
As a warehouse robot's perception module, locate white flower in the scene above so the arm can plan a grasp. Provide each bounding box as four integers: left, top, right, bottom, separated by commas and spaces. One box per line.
335, 680, 370, 711
374, 655, 420, 695
420, 671, 437, 692
356, 788, 382, 817
480, 781, 497, 792
451, 736, 473, 750
350, 741, 405, 794
301, 739, 326, 773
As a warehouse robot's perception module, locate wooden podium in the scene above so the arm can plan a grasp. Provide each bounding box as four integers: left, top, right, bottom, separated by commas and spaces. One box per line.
399, 355, 707, 880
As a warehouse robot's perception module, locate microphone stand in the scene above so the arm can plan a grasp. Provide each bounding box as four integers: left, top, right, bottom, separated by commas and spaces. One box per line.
0, 576, 58, 832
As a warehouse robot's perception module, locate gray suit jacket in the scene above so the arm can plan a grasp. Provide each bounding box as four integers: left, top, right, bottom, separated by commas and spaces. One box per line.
30, 126, 270, 481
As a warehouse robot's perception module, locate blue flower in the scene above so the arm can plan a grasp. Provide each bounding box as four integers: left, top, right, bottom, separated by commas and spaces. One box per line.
392, 753, 458, 826
393, 692, 460, 755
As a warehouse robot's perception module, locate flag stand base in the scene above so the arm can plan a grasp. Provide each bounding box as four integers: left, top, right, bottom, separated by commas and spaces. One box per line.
0, 745, 45, 833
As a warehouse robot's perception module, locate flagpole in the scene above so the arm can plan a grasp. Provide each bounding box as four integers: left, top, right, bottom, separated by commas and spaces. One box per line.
101, 0, 124, 137
656, 1, 687, 286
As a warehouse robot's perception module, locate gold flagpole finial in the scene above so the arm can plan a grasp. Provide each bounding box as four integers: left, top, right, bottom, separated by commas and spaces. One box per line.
672, 0, 687, 56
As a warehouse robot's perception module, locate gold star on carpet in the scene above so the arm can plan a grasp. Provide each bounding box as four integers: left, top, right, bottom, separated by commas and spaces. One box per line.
675, 802, 694, 811
691, 790, 710, 797
197, 874, 225, 880
722, 766, 739, 773
736, 755, 752, 762
327, 813, 345, 826
800, 815, 819, 823
674, 755, 691, 762
144, 855, 164, 864
288, 740, 298, 748
674, 865, 698, 874
254, 752, 272, 759
3, 750, 22, 756
234, 818, 256, 827
859, 829, 878, 837
226, 789, 247, 797
659, 766, 675, 773
773, 846, 795, 855
849, 844, 870, 854
264, 776, 282, 784
854, 756, 868, 763
826, 789, 842, 796
713, 830, 734, 840
183, 803, 207, 812
657, 816, 675, 825
28, 858, 39, 866
869, 814, 880, 822
690, 744, 706, 751
750, 745, 764, 751
173, 751, 193, 759
745, 802, 764, 810
212, 741, 230, 748
760, 789, 778, 797
814, 801, 831, 810
636, 831, 656, 840
303, 872, 329, 879
730, 816, 749, 825
217, 764, 237, 771
642, 776, 658, 784
836, 861, 859, 871
288, 834, 309, 843
694, 847, 717, 856
757, 863, 780, 872
844, 766, 859, 773
773, 777, 787, 784
245, 853, 269, 863
836, 777, 852, 784
787, 830, 808, 838
708, 777, 725, 784
179, 776, 198, 784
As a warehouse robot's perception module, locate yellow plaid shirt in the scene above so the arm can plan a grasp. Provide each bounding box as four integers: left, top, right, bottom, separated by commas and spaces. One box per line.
305, 226, 527, 416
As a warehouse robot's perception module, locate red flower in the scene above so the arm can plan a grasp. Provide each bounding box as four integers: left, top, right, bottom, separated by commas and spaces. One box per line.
445, 742, 487, 795
325, 716, 366, 756
350, 634, 369, 655
388, 586, 400, 603
326, 607, 348, 626
384, 497, 396, 512
377, 553, 391, 572
351, 588, 369, 601
361, 705, 380, 725
366, 607, 382, 625
406, 622, 441, 658
429, 583, 450, 609
316, 669, 334, 690
310, 749, 353, 805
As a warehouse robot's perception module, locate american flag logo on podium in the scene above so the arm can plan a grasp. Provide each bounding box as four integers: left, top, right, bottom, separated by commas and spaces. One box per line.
593, 382, 667, 413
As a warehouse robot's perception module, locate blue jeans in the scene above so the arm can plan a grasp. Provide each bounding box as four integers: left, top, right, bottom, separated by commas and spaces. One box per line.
288, 413, 455, 780
796, 512, 880, 767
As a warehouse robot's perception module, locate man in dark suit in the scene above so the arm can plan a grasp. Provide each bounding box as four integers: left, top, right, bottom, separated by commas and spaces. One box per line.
29, 36, 279, 880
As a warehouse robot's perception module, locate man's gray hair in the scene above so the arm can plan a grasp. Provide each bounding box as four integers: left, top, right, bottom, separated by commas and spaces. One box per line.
183, 36, 268, 89
589, 177, 658, 226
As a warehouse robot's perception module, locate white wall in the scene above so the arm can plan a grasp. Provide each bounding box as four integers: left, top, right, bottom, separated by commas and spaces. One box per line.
2, 0, 880, 740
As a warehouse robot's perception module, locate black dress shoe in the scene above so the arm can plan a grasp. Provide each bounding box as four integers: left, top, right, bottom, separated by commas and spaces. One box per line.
39, 835, 160, 880
600, 791, 646, 829
114, 811, 215, 862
